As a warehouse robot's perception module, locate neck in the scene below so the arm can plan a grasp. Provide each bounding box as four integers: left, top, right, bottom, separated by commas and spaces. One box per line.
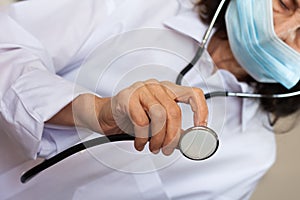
207, 32, 249, 81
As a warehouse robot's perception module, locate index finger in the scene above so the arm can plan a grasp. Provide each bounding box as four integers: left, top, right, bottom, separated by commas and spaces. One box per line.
160, 81, 208, 127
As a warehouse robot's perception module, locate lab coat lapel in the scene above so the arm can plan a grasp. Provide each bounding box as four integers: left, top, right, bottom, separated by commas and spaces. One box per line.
163, 9, 208, 44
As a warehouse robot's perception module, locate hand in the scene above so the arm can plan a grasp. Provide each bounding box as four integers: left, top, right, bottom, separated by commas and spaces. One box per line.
97, 79, 208, 156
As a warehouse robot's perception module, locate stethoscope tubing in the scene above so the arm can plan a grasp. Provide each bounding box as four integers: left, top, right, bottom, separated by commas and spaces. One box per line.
205, 90, 300, 99
176, 0, 227, 85
20, 89, 300, 183
20, 134, 135, 183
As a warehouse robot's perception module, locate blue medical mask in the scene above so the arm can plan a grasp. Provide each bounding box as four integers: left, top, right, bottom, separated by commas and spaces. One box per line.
225, 0, 300, 89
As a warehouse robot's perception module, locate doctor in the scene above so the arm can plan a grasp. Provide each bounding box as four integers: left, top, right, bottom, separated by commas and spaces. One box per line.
0, 0, 299, 199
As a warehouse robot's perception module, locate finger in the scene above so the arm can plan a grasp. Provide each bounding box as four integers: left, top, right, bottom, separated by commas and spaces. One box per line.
188, 88, 208, 126
128, 82, 163, 151
148, 104, 167, 154
162, 128, 181, 155
139, 84, 167, 153
161, 81, 208, 127
144, 80, 182, 155
134, 123, 149, 152
126, 82, 151, 151
161, 103, 182, 155
129, 98, 150, 151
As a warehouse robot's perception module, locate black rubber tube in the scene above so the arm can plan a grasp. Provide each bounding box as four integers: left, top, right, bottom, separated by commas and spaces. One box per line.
20, 134, 135, 183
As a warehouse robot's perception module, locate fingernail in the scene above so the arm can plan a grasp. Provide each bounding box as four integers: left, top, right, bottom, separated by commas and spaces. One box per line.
152, 149, 160, 154
135, 144, 145, 152
163, 147, 174, 156
199, 120, 208, 127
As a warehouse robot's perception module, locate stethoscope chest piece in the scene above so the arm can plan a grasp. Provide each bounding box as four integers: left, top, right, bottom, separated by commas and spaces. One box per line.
179, 126, 219, 160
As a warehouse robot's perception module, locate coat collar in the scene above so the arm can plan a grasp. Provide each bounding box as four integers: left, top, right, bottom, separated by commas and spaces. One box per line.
163, 7, 207, 44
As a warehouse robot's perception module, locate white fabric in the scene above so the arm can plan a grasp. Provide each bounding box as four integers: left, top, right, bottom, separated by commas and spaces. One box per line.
0, 0, 276, 200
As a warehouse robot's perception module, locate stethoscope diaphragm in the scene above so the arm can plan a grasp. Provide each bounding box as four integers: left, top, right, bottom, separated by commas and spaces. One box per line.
179, 126, 219, 160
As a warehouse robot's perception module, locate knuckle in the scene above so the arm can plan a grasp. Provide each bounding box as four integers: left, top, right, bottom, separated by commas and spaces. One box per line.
145, 79, 159, 84
167, 105, 181, 119
160, 80, 172, 85
129, 81, 146, 94
192, 87, 204, 96
132, 81, 144, 88
134, 117, 149, 127
116, 88, 134, 102
150, 105, 166, 120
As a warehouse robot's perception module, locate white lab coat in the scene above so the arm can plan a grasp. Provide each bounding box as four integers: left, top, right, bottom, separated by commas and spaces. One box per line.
0, 0, 276, 199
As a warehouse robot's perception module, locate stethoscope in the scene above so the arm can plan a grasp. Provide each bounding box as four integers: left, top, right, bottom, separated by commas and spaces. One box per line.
21, 0, 300, 183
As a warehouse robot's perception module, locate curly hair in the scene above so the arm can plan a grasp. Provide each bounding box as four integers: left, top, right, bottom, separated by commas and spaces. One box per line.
195, 0, 300, 118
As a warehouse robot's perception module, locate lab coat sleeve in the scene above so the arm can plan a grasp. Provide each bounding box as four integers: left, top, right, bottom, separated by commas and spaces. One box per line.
0, 13, 92, 159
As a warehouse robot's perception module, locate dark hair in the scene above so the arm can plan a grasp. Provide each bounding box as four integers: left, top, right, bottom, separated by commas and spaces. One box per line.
195, 0, 300, 118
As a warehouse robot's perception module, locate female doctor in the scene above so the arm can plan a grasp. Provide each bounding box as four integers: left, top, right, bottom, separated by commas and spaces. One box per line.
0, 0, 300, 199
